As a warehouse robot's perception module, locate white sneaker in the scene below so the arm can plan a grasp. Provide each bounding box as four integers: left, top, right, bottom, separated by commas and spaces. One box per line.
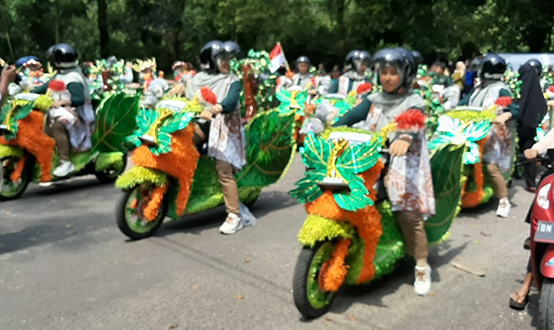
38, 182, 53, 187
53, 160, 75, 178
496, 198, 511, 218
219, 213, 244, 235
414, 266, 432, 296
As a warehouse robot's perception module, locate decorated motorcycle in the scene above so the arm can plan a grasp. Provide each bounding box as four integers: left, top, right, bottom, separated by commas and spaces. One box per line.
114, 97, 296, 240
429, 103, 515, 208
290, 117, 466, 318
0, 92, 138, 200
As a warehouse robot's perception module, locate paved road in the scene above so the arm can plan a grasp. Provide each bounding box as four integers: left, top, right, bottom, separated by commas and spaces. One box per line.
0, 157, 539, 330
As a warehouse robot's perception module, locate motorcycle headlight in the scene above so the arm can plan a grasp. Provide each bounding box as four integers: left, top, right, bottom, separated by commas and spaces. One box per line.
537, 183, 552, 209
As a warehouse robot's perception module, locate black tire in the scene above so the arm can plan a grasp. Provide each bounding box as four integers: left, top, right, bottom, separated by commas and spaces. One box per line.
0, 155, 32, 201
116, 184, 168, 240
95, 155, 128, 183
292, 241, 337, 319
539, 278, 554, 330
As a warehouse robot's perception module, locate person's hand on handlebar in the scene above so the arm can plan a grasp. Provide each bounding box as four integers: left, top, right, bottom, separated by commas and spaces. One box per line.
389, 135, 412, 157
524, 149, 539, 160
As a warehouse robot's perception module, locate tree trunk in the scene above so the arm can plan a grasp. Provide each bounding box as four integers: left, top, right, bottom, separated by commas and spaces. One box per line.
54, 0, 60, 44
98, 0, 110, 57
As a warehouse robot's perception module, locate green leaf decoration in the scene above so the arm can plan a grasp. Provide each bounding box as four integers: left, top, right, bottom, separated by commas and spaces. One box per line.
336, 138, 381, 174
290, 131, 382, 211
333, 172, 373, 211
151, 131, 172, 155
425, 142, 465, 245
0, 102, 34, 141
236, 109, 297, 187
289, 170, 326, 203
276, 89, 308, 116
159, 112, 194, 135
300, 132, 332, 171
92, 93, 140, 153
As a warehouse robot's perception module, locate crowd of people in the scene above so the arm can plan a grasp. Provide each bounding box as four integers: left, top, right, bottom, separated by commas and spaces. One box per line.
1, 40, 553, 300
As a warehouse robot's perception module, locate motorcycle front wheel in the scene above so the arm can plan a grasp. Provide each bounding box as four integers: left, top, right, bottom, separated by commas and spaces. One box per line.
292, 241, 337, 319
539, 278, 554, 330
116, 184, 167, 240
0, 155, 31, 201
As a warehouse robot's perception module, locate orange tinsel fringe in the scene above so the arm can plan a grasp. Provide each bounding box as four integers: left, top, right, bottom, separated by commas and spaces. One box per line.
306, 160, 385, 284
131, 125, 200, 215
10, 156, 26, 182
323, 238, 352, 292
462, 137, 488, 208
144, 184, 168, 221
0, 111, 55, 182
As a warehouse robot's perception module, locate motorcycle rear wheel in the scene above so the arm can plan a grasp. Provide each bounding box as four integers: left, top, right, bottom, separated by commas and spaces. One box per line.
292, 241, 337, 319
539, 278, 554, 330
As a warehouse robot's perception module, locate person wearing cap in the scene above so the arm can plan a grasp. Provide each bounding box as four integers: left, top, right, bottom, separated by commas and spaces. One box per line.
458, 53, 521, 218
187, 40, 246, 235
334, 47, 435, 296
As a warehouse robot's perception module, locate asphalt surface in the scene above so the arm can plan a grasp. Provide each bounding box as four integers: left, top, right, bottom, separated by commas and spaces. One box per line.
0, 156, 540, 330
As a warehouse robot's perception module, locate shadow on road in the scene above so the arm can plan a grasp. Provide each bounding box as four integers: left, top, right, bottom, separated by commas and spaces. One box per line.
156, 191, 297, 237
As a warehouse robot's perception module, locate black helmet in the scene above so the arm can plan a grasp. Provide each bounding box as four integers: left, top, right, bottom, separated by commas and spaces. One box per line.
469, 57, 481, 71
296, 56, 310, 66
393, 47, 417, 81
479, 53, 506, 79
411, 50, 423, 66
222, 41, 242, 58
373, 48, 413, 89
199, 40, 224, 71
48, 43, 78, 69
345, 50, 371, 72
524, 59, 543, 77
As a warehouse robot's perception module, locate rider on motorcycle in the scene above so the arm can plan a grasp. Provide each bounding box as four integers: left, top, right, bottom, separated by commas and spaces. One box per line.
32, 43, 95, 178
330, 50, 371, 96
187, 40, 246, 235
334, 47, 435, 296
458, 53, 521, 218
291, 56, 314, 90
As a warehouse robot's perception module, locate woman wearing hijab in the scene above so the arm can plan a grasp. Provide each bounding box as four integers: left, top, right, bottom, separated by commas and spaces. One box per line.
517, 60, 548, 192
188, 40, 246, 235
334, 48, 435, 296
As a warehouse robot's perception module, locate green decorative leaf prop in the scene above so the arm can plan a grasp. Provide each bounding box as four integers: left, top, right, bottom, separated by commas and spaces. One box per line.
236, 109, 296, 187
125, 107, 194, 156
290, 131, 382, 211
333, 172, 373, 211
300, 132, 332, 171
92, 93, 140, 153
276, 89, 308, 116
424, 142, 465, 245
0, 102, 34, 141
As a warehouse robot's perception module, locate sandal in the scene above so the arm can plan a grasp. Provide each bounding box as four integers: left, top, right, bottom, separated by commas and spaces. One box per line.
509, 291, 529, 310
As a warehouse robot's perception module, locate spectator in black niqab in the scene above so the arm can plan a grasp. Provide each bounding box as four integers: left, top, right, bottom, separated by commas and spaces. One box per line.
517, 62, 548, 191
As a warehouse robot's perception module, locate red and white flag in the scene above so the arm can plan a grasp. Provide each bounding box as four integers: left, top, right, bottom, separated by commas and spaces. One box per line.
269, 43, 286, 73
